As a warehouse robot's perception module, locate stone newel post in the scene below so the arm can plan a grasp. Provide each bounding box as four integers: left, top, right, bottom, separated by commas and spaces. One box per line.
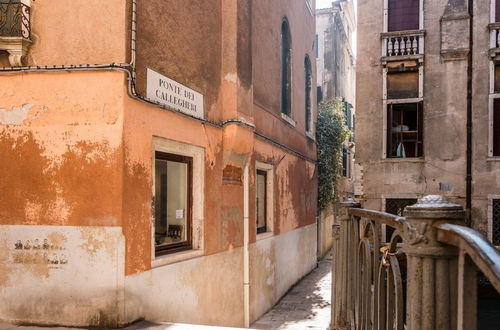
403, 195, 466, 330
331, 197, 360, 330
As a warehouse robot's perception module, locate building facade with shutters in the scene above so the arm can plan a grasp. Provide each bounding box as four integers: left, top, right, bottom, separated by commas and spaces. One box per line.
356, 0, 500, 244
0, 0, 318, 327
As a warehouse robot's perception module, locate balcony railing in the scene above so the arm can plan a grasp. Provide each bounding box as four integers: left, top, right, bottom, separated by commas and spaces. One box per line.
0, 0, 31, 66
0, 0, 30, 39
331, 195, 500, 330
381, 30, 425, 58
489, 23, 500, 54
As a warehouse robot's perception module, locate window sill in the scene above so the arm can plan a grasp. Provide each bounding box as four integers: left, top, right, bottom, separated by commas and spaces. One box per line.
256, 231, 274, 241
381, 157, 425, 163
486, 157, 500, 162
152, 249, 204, 268
281, 113, 296, 127
306, 131, 316, 141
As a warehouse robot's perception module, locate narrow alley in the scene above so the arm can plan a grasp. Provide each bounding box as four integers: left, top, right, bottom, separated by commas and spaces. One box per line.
251, 253, 332, 330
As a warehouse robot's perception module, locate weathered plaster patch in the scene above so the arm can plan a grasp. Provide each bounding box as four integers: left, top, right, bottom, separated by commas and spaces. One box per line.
0, 104, 34, 125
224, 73, 237, 83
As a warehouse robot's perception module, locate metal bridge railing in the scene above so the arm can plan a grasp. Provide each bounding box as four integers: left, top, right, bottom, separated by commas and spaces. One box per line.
331, 195, 500, 330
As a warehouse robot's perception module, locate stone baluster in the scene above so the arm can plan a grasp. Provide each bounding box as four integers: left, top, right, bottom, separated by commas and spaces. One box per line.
331, 197, 360, 330
402, 37, 408, 55
388, 38, 394, 56
412, 36, 418, 54
402, 195, 466, 330
394, 38, 400, 56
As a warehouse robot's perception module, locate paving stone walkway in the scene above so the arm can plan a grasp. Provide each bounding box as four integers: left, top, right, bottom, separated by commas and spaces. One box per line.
251, 251, 332, 330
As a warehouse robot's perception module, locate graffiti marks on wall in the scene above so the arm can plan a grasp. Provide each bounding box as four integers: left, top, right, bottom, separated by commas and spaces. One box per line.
12, 236, 68, 269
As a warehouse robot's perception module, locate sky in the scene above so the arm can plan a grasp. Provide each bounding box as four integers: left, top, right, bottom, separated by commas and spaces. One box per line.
316, 0, 333, 9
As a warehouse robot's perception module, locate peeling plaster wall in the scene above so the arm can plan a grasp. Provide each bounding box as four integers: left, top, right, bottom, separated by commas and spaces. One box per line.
0, 0, 319, 327
249, 223, 317, 322
124, 247, 244, 327
0, 71, 125, 226
357, 0, 468, 211
0, 0, 129, 66
470, 2, 500, 235
251, 138, 317, 238
0, 225, 125, 327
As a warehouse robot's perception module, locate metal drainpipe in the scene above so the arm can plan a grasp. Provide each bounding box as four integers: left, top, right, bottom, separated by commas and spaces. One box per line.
243, 164, 250, 327
466, 0, 473, 227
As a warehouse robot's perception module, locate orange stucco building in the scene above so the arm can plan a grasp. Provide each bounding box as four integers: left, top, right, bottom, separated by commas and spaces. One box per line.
0, 0, 318, 327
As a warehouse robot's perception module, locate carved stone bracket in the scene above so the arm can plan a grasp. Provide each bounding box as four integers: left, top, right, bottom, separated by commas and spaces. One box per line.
404, 222, 429, 245
0, 37, 31, 66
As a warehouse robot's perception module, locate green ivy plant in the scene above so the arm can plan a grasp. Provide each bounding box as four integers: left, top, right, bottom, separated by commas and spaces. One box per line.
316, 97, 351, 210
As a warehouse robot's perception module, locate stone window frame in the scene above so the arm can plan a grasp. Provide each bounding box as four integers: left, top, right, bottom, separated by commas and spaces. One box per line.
151, 137, 205, 268
489, 56, 500, 157
487, 195, 500, 245
255, 161, 275, 241
382, 72, 424, 159
280, 17, 295, 127
491, 0, 498, 25
383, 0, 424, 33
305, 0, 313, 16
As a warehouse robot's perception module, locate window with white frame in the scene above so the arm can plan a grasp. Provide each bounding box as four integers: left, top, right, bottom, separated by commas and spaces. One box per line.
384, 60, 423, 158
255, 162, 274, 236
152, 138, 204, 259
489, 61, 500, 156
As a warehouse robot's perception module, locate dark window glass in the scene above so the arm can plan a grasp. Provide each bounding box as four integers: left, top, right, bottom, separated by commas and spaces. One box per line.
281, 19, 292, 116
256, 170, 267, 234
493, 199, 500, 245
385, 198, 417, 241
342, 149, 348, 177
497, 0, 500, 22
317, 86, 323, 104
305, 56, 312, 132
387, 71, 419, 99
387, 102, 423, 158
388, 0, 419, 32
495, 63, 500, 93
495, 99, 500, 156
154, 152, 192, 256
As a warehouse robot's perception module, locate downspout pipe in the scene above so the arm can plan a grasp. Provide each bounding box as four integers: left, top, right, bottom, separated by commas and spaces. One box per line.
466, 0, 473, 226
243, 164, 250, 327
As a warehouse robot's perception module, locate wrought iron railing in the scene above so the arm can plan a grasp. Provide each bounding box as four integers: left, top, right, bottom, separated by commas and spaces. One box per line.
331, 195, 500, 330
381, 30, 424, 58
0, 0, 30, 39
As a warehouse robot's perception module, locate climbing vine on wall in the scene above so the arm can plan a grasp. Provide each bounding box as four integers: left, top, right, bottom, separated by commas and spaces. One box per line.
317, 97, 351, 210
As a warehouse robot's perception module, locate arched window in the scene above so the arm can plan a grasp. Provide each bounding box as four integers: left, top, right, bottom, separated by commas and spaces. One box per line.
304, 55, 312, 132
281, 18, 292, 116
